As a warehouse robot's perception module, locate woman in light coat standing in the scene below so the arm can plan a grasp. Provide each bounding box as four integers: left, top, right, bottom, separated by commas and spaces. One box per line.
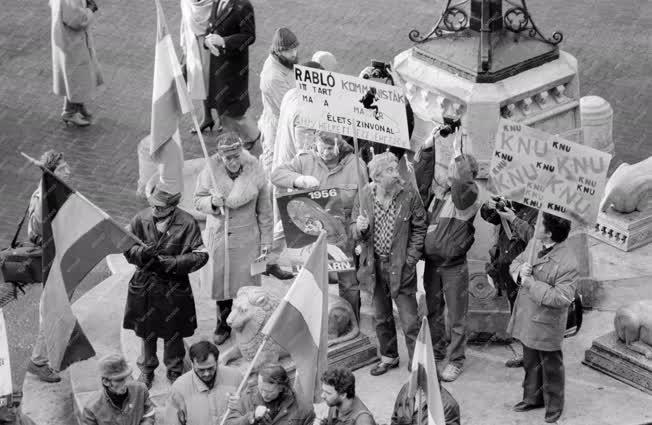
50, 0, 103, 127
194, 133, 273, 345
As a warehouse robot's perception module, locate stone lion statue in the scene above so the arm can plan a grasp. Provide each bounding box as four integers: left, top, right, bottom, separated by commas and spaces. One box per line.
600, 157, 652, 213
614, 300, 652, 359
220, 286, 361, 367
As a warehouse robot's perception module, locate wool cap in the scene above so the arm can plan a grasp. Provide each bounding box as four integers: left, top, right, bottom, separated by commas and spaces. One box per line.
216, 132, 243, 155
312, 51, 337, 72
271, 27, 299, 52
98, 353, 132, 380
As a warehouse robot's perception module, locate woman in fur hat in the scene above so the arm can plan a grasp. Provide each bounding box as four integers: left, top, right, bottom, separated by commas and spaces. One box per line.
194, 132, 273, 345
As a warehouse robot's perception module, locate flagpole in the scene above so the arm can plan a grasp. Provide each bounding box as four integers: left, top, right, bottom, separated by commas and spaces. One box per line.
351, 123, 368, 212
417, 388, 423, 425
20, 152, 146, 247
218, 335, 271, 425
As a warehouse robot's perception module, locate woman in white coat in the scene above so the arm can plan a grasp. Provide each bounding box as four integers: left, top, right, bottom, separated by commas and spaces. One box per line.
50, 0, 103, 126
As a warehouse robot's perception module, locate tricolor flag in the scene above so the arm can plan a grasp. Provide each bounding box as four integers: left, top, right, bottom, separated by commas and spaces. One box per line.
408, 317, 446, 425
150, 0, 193, 157
39, 168, 140, 371
263, 232, 329, 406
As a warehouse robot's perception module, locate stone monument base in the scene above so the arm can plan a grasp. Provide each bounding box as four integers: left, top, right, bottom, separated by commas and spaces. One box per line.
591, 208, 652, 252
466, 260, 512, 342
583, 331, 652, 395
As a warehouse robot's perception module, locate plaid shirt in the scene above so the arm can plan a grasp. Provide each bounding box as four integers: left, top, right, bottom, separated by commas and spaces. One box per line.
373, 188, 400, 256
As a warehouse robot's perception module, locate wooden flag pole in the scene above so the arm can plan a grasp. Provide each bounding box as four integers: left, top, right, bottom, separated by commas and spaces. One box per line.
417, 387, 423, 425
218, 335, 271, 425
189, 112, 230, 294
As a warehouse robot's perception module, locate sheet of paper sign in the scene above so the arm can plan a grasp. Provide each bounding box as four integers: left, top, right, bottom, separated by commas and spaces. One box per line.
250, 255, 268, 276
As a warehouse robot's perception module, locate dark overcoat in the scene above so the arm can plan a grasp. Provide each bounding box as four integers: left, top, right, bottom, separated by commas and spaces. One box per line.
205, 0, 256, 117
123, 208, 208, 339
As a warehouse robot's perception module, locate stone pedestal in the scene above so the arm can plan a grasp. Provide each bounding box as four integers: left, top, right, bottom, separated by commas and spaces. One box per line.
580, 95, 615, 156
583, 331, 652, 395
591, 208, 652, 252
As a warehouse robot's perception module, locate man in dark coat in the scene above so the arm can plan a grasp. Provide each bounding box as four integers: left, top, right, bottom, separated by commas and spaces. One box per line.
123, 186, 209, 389
202, 0, 261, 156
226, 363, 314, 425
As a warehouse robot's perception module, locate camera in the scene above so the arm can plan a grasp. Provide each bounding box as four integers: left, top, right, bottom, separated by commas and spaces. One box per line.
492, 195, 512, 212
439, 116, 462, 138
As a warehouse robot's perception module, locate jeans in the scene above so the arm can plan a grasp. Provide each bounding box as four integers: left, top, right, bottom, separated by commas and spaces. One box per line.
423, 261, 469, 367
373, 259, 419, 364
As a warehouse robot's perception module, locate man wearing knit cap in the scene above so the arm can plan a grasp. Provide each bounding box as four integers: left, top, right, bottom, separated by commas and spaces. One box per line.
312, 51, 337, 72
123, 186, 209, 389
82, 353, 156, 424
259, 27, 300, 176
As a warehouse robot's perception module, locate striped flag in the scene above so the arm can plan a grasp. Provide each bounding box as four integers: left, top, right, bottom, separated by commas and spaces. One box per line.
263, 232, 329, 406
39, 170, 140, 371
150, 0, 193, 157
408, 317, 446, 425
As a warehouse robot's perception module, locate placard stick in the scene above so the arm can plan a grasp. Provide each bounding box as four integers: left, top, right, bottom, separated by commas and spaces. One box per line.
351, 123, 368, 212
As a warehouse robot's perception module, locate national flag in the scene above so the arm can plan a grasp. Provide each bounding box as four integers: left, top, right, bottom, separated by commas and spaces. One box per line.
408, 317, 446, 425
39, 169, 140, 371
263, 232, 329, 406
150, 0, 193, 157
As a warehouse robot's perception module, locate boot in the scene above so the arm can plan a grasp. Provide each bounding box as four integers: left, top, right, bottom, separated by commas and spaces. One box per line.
263, 264, 294, 280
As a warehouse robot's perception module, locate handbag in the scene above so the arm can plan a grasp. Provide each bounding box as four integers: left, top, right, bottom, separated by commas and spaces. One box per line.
564, 292, 583, 338
0, 206, 43, 286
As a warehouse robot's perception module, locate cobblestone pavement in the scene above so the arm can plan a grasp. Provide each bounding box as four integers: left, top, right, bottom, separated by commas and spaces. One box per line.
1, 0, 651, 423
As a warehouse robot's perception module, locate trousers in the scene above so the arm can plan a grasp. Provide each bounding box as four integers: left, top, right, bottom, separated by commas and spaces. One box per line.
522, 345, 564, 416
137, 336, 185, 375
423, 261, 469, 366
373, 259, 419, 363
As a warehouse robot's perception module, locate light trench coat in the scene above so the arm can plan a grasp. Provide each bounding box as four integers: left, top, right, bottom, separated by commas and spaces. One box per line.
194, 150, 273, 300
50, 0, 103, 102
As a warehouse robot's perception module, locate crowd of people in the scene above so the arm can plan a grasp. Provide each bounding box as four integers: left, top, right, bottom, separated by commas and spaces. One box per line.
0, 0, 582, 423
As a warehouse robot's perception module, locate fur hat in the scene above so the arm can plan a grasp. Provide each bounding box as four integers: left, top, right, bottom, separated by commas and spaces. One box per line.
312, 51, 337, 72
98, 353, 132, 380
271, 27, 299, 52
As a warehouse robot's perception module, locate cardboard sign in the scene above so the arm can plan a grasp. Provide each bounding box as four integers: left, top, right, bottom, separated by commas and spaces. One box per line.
489, 119, 612, 225
277, 187, 356, 272
0, 310, 12, 407
294, 65, 410, 149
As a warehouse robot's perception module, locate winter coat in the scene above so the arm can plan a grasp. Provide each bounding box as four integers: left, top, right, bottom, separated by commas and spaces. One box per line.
82, 382, 155, 425
481, 202, 537, 293
123, 208, 208, 339
259, 55, 294, 174
391, 382, 460, 425
193, 150, 273, 300
351, 184, 427, 298
50, 0, 103, 102
414, 146, 480, 268
507, 241, 579, 351
205, 0, 255, 117
271, 142, 368, 215
226, 387, 314, 425
272, 89, 307, 171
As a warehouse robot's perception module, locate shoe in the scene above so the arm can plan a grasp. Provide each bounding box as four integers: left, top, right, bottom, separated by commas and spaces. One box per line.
545, 410, 562, 423
213, 327, 231, 345
370, 360, 399, 376
137, 372, 155, 390
505, 356, 523, 368
27, 361, 61, 383
513, 401, 544, 412
190, 120, 216, 134
77, 104, 93, 121
167, 370, 182, 384
263, 264, 295, 280
441, 364, 463, 382
61, 112, 90, 127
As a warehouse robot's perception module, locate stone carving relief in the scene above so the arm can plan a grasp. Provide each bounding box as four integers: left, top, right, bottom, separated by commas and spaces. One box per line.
615, 301, 652, 359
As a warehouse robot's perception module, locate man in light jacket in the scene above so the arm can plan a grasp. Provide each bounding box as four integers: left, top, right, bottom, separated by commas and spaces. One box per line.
508, 213, 578, 424
271, 131, 367, 321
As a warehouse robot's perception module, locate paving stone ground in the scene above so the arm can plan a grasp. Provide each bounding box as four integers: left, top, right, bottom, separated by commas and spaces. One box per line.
1, 0, 652, 423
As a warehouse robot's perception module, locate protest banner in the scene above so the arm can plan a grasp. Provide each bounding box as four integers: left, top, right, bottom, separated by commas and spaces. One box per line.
277, 187, 356, 272
488, 119, 612, 226
293, 65, 410, 150
0, 310, 11, 407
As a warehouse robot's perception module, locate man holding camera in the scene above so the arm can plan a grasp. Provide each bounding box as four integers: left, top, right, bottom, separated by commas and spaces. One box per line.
480, 198, 537, 367
414, 126, 480, 382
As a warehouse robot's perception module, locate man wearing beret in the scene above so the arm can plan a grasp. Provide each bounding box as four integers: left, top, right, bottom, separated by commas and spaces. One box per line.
82, 353, 156, 424
123, 186, 209, 389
